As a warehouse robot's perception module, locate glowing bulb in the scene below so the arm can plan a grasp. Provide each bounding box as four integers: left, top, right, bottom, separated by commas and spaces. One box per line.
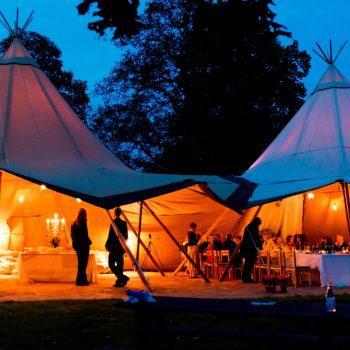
332, 203, 338, 211
76, 198, 82, 203
307, 192, 315, 199
40, 184, 47, 191
18, 195, 24, 203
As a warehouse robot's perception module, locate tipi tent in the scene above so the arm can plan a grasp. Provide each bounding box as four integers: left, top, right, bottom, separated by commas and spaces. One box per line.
0, 16, 250, 290
238, 42, 350, 242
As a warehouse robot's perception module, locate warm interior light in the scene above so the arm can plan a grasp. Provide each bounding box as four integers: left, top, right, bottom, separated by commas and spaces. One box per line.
0, 220, 10, 251
18, 195, 24, 203
76, 198, 82, 203
332, 203, 338, 211
307, 192, 315, 199
40, 184, 47, 191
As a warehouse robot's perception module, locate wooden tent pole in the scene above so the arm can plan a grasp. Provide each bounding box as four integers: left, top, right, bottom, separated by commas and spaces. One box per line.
143, 200, 210, 283
106, 209, 153, 292
219, 205, 262, 282
173, 208, 230, 277
341, 181, 350, 240
121, 211, 165, 276
136, 201, 143, 262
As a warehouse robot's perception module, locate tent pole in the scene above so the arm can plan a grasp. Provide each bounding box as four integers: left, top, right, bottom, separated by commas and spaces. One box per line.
136, 201, 143, 262
143, 200, 210, 283
106, 209, 153, 292
199, 208, 230, 242
173, 208, 229, 277
341, 181, 350, 240
219, 205, 262, 282
121, 211, 165, 276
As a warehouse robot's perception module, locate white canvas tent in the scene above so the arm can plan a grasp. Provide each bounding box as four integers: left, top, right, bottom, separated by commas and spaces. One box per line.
0, 16, 252, 290
239, 42, 350, 242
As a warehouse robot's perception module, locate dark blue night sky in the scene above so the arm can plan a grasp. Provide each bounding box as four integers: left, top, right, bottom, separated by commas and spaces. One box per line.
0, 1, 349, 100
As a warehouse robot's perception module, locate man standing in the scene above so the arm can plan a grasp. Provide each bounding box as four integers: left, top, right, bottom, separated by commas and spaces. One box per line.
240, 217, 262, 283
106, 207, 129, 287
187, 222, 200, 278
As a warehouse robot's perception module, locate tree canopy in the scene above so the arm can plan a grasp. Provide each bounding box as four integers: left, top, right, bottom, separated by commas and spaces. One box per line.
93, 0, 311, 174
0, 31, 90, 122
77, 0, 141, 40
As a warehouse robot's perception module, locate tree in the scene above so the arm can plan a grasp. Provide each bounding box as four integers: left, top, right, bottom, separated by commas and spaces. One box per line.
77, 0, 141, 40
94, 0, 310, 174
0, 31, 90, 122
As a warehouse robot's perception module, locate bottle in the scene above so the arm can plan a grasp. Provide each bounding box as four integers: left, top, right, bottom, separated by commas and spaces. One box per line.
325, 283, 336, 312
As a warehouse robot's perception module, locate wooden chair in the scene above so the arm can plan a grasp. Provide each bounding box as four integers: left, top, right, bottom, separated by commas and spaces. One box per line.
255, 251, 270, 282
269, 250, 284, 274
218, 250, 234, 280
284, 250, 313, 287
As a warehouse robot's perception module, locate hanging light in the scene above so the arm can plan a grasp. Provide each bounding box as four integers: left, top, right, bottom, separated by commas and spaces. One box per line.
332, 203, 338, 211
76, 198, 82, 203
18, 195, 24, 203
40, 184, 47, 191
307, 192, 315, 199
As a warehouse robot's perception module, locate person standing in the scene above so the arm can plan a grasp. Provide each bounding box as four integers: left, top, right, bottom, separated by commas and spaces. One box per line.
240, 217, 262, 283
187, 222, 200, 278
71, 208, 92, 286
106, 207, 129, 287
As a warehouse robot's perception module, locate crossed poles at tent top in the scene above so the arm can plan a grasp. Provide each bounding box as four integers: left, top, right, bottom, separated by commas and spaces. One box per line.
0, 9, 34, 37
312, 40, 348, 64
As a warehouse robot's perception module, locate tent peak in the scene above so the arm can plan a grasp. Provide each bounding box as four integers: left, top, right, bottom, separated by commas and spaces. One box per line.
0, 9, 34, 39
312, 40, 348, 65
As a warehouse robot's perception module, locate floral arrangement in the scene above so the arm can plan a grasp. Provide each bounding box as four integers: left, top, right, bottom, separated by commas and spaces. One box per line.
50, 236, 61, 248
262, 273, 290, 293
262, 274, 278, 285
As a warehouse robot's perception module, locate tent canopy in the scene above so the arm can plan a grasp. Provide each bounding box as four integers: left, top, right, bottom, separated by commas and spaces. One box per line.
0, 38, 253, 210
243, 60, 350, 206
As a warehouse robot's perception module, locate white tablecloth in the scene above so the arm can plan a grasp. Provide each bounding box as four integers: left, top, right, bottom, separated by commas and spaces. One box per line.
296, 252, 350, 287
18, 253, 97, 283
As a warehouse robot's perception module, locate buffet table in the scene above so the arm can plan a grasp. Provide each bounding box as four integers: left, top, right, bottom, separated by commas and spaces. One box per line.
296, 252, 350, 287
18, 252, 97, 283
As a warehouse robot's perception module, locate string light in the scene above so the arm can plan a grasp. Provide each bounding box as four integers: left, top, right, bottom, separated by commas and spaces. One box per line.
307, 192, 315, 199
40, 184, 47, 191
18, 195, 24, 203
76, 198, 82, 203
332, 203, 338, 211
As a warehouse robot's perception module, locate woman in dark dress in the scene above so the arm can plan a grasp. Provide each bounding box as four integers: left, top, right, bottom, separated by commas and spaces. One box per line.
71, 208, 92, 286
240, 217, 262, 283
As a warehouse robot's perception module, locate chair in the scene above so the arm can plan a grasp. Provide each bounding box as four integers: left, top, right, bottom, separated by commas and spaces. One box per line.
255, 251, 270, 282
269, 250, 284, 274
284, 250, 313, 287
217, 250, 234, 280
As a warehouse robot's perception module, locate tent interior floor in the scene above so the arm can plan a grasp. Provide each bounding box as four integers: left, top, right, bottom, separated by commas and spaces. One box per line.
0, 272, 348, 301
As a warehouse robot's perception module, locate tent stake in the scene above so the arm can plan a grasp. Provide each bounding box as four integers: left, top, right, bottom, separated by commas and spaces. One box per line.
143, 200, 210, 283
121, 210, 165, 276
106, 209, 153, 292
136, 201, 143, 262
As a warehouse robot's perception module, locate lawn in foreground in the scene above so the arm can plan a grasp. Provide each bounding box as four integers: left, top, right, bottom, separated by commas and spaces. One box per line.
2, 297, 350, 349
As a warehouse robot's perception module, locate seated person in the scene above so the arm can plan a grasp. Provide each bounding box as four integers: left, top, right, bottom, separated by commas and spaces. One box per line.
198, 236, 210, 253
261, 230, 276, 256
223, 233, 236, 255
334, 234, 348, 251
285, 235, 295, 250
294, 234, 307, 250
213, 233, 223, 251
274, 233, 284, 250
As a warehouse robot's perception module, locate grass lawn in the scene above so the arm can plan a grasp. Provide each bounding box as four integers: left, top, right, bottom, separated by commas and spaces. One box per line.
1, 296, 350, 349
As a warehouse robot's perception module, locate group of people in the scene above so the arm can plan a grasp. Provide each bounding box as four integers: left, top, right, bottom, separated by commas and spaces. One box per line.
185, 222, 241, 278
71, 207, 129, 287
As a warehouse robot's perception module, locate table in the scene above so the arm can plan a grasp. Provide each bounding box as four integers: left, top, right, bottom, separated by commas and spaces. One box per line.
296, 252, 350, 287
18, 252, 97, 283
